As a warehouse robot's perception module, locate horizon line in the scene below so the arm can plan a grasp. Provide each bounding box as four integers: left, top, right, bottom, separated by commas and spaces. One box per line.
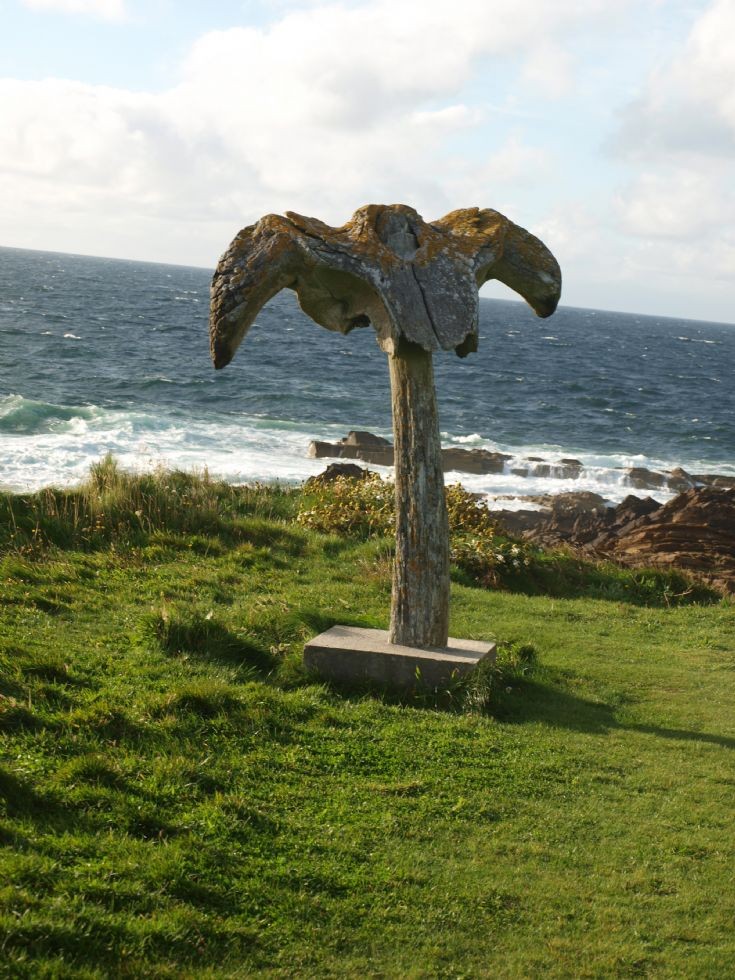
2, 241, 733, 330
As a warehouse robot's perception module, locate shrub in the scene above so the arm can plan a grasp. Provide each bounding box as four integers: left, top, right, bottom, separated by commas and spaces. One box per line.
297, 473, 394, 538
445, 483, 498, 536
298, 475, 533, 587
450, 535, 531, 588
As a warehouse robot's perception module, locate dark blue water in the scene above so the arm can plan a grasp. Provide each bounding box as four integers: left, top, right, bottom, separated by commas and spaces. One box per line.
1, 245, 733, 497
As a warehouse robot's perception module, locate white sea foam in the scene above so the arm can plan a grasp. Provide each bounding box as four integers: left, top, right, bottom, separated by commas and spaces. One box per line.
1, 395, 732, 502
449, 432, 484, 444
0, 397, 364, 492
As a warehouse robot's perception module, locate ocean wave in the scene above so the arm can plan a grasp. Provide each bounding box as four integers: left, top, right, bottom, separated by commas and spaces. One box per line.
2, 395, 730, 503
0, 394, 98, 434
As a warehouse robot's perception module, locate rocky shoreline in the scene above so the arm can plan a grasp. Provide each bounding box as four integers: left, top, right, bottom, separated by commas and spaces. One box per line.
493, 487, 735, 594
309, 430, 735, 494
308, 432, 735, 593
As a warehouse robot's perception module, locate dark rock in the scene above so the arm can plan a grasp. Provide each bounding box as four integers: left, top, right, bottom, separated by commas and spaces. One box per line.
441, 447, 510, 474
555, 459, 582, 478
572, 513, 610, 544
693, 473, 735, 490
549, 491, 608, 519
308, 440, 336, 459
514, 457, 582, 480
308, 432, 510, 474
492, 508, 550, 536
615, 494, 662, 522
343, 430, 391, 448
627, 466, 698, 493
508, 491, 611, 547
627, 466, 668, 490
307, 438, 394, 466
306, 463, 370, 485
579, 495, 661, 553
667, 467, 695, 492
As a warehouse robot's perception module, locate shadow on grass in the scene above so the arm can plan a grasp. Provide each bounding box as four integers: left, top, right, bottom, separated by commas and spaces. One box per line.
306, 643, 735, 750
0, 765, 52, 817
0, 915, 245, 974
0, 764, 110, 837
485, 557, 723, 608
495, 676, 735, 750
149, 614, 275, 674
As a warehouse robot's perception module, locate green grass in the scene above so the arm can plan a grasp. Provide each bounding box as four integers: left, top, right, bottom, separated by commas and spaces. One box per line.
1, 463, 734, 977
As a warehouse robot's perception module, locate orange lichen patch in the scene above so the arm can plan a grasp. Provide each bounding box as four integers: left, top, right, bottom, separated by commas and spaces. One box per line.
509, 228, 559, 272
283, 203, 510, 274
288, 205, 410, 274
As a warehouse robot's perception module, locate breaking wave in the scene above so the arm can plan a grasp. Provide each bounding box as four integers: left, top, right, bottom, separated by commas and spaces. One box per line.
3, 393, 732, 506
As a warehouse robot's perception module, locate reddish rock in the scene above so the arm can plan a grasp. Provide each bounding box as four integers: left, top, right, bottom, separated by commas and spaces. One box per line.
491, 492, 609, 545
611, 487, 735, 585
497, 487, 735, 592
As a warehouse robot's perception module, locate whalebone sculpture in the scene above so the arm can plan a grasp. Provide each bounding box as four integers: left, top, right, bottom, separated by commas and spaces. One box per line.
210, 204, 561, 652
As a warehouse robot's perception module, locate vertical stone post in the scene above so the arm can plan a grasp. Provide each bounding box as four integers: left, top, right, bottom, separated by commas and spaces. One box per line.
388, 343, 450, 648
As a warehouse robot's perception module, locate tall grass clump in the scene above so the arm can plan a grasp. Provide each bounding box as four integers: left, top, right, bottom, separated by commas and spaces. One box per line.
0, 454, 298, 554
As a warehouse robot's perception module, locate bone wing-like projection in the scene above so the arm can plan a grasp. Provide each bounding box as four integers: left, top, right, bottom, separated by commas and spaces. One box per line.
432, 207, 562, 318
210, 204, 561, 368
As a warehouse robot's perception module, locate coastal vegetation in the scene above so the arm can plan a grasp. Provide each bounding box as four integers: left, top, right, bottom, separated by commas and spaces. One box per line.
1, 460, 734, 977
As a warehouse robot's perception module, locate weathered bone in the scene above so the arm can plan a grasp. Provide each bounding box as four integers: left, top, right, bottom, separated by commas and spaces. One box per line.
210, 204, 561, 367
210, 204, 561, 650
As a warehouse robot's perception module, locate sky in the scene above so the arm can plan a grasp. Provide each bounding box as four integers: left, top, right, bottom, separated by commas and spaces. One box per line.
0, 0, 733, 323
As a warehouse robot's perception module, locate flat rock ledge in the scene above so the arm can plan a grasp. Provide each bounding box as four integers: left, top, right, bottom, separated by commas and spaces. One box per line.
309, 431, 559, 476
308, 431, 735, 489
304, 625, 496, 692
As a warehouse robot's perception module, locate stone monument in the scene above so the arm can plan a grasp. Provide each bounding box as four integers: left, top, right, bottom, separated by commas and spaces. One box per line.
210, 204, 561, 688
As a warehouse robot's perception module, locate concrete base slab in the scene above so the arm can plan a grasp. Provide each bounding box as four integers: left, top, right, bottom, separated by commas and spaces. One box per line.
304, 626, 496, 692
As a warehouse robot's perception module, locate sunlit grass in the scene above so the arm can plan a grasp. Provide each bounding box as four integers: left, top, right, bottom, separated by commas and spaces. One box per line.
1, 461, 733, 976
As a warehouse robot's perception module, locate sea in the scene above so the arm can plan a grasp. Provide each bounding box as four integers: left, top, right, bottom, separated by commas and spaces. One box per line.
1, 245, 733, 509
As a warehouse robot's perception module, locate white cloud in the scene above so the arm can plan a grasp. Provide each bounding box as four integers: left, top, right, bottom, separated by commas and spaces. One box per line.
4, 0, 613, 265
616, 167, 733, 240
22, 0, 127, 20
520, 41, 573, 98
615, 0, 735, 160
7, 0, 731, 319
611, 1, 735, 292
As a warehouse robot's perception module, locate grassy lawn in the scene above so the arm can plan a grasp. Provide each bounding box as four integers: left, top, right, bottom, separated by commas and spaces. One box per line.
1, 465, 734, 977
